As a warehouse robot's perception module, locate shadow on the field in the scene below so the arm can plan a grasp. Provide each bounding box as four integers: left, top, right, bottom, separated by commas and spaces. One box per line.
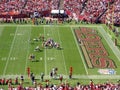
32, 60, 40, 62
57, 47, 63, 50
70, 78, 79, 80
34, 50, 43, 52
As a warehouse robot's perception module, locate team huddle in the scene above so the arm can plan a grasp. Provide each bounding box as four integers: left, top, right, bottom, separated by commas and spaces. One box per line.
28, 34, 61, 61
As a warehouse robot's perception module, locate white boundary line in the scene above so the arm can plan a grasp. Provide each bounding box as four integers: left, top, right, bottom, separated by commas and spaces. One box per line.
99, 26, 120, 62
3, 25, 18, 75
70, 27, 88, 75
1, 74, 120, 79
56, 26, 68, 75
24, 26, 32, 75
44, 26, 47, 75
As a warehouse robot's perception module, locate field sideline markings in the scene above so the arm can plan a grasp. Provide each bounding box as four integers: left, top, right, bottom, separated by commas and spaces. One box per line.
44, 26, 47, 75
24, 26, 32, 75
0, 25, 102, 28
99, 26, 120, 62
70, 27, 88, 75
1, 74, 120, 79
56, 26, 68, 75
3, 26, 18, 75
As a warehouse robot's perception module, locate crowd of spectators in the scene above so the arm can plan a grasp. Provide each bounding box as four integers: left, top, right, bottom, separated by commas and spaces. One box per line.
81, 0, 109, 22
0, 77, 120, 90
0, 0, 120, 89
0, 0, 119, 25
100, 0, 120, 26
63, 0, 109, 22
0, 0, 60, 16
63, 0, 86, 20
113, 0, 120, 25
24, 0, 59, 15
0, 0, 26, 15
63, 0, 119, 25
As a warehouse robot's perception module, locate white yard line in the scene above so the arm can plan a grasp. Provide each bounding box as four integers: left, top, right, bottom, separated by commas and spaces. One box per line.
57, 27, 68, 75
24, 26, 32, 75
70, 27, 88, 75
99, 26, 120, 62
3, 26, 18, 76
44, 26, 47, 75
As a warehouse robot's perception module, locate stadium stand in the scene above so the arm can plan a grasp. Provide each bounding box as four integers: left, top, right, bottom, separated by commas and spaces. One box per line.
63, 0, 86, 20
0, 0, 26, 15
100, 0, 120, 26
24, 0, 59, 14
0, 0, 120, 89
0, 0, 120, 25
0, 0, 119, 26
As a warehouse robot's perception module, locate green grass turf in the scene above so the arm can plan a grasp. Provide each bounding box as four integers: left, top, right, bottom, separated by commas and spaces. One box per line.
0, 24, 120, 89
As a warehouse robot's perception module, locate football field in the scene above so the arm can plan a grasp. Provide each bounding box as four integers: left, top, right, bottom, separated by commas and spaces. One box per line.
0, 24, 120, 82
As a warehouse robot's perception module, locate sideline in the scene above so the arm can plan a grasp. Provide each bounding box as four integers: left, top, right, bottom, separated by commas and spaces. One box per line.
99, 26, 120, 62
1, 74, 120, 79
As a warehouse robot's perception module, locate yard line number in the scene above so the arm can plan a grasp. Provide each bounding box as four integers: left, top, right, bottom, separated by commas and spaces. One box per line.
1, 57, 17, 61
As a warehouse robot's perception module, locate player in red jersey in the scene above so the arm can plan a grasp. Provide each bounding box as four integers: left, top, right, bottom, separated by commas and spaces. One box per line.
90, 80, 94, 90
69, 66, 73, 79
1, 78, 5, 85
15, 77, 18, 85
27, 67, 30, 78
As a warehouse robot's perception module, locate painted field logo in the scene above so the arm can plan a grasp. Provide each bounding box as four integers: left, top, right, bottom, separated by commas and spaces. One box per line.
74, 28, 116, 68
98, 69, 116, 75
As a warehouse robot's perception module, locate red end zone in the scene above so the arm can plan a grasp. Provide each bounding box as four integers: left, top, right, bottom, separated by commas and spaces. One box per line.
74, 27, 116, 68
